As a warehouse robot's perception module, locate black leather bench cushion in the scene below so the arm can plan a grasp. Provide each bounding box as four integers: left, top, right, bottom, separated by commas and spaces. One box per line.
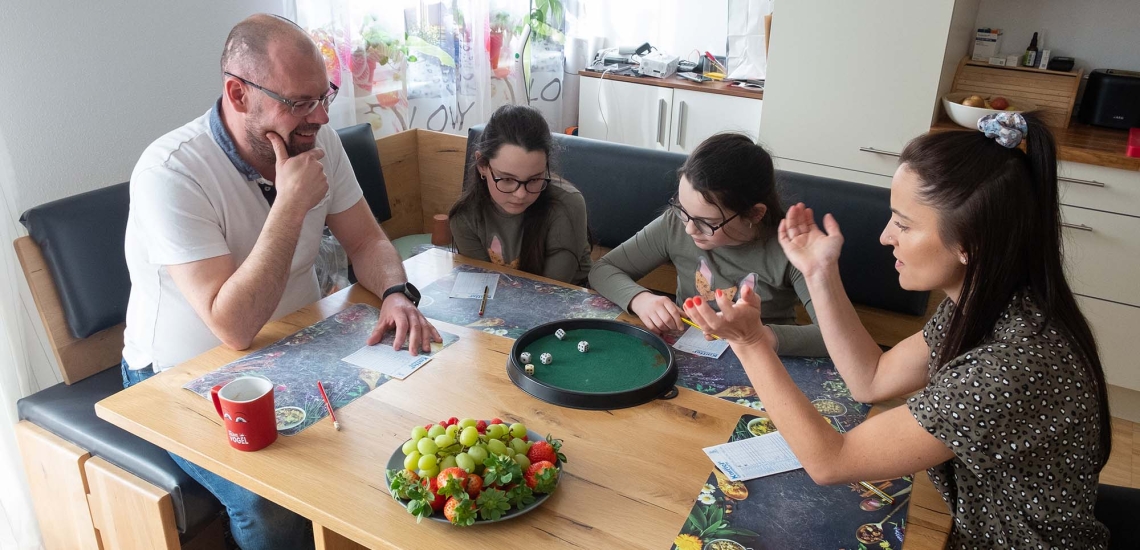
1096, 484, 1140, 550
337, 123, 392, 223
19, 183, 131, 339
776, 171, 929, 316
17, 368, 221, 538
466, 126, 687, 249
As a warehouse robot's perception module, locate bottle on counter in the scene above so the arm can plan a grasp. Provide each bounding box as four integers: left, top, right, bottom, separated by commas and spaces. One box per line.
1022, 32, 1039, 67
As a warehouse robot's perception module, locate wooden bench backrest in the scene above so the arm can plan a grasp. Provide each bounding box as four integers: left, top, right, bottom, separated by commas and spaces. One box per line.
14, 236, 124, 385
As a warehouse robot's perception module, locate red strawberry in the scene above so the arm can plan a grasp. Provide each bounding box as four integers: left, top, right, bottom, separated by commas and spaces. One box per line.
424, 423, 434, 431
438, 421, 448, 428
425, 478, 446, 511
465, 473, 484, 498
490, 418, 503, 425
447, 417, 459, 426
436, 467, 468, 494
443, 496, 476, 525
527, 441, 557, 464
524, 461, 559, 493
475, 420, 488, 433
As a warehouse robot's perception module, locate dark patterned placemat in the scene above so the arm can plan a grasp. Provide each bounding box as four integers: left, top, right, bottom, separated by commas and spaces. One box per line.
417, 263, 623, 339
673, 414, 913, 550
184, 304, 458, 436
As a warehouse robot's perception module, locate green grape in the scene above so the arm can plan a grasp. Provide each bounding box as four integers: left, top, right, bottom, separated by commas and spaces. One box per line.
509, 423, 527, 438
459, 418, 477, 428
440, 455, 458, 470
427, 425, 446, 438
445, 424, 460, 438
467, 446, 488, 465
403, 451, 421, 470
455, 452, 475, 473
418, 466, 439, 480
486, 424, 504, 440
435, 434, 456, 448
402, 439, 418, 455
510, 438, 529, 455
418, 454, 438, 470
459, 427, 479, 447
514, 454, 531, 471
487, 439, 508, 456
410, 426, 428, 441
417, 438, 439, 456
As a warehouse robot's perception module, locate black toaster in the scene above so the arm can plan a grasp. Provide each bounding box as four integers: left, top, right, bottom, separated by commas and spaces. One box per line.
1078, 69, 1140, 129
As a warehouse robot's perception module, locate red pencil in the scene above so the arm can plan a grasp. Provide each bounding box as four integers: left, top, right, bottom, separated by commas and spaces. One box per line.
316, 381, 340, 431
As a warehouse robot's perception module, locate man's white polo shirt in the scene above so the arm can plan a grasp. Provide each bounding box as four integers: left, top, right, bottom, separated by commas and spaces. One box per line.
122, 103, 363, 372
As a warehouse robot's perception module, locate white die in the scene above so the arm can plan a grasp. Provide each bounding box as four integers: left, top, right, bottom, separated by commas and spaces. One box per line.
524, 364, 535, 375
554, 328, 566, 340
519, 351, 532, 363
577, 341, 589, 353
539, 352, 553, 365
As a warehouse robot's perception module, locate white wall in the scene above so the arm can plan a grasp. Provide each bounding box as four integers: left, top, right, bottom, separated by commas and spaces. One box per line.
583, 0, 729, 62
0, 1, 283, 392
975, 0, 1140, 73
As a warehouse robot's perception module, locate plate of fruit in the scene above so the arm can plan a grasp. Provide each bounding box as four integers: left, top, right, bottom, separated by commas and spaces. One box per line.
385, 417, 565, 526
942, 92, 1037, 129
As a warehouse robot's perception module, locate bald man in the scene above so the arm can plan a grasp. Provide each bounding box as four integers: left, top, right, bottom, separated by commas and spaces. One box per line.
120, 14, 439, 548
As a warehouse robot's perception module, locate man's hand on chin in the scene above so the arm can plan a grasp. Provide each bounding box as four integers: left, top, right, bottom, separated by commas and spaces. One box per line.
367, 294, 442, 355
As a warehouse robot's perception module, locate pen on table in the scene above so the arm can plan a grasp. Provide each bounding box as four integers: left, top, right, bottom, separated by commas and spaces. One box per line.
681, 316, 721, 340
316, 381, 340, 431
478, 285, 489, 316
859, 481, 894, 504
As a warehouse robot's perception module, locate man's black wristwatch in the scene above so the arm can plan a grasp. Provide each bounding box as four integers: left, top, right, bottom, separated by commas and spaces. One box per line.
381, 282, 421, 307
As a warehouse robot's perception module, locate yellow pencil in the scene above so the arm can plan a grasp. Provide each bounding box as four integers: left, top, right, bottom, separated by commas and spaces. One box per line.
859, 481, 894, 504
680, 317, 721, 340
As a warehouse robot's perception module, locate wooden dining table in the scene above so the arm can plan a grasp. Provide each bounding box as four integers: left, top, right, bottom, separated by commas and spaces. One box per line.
95, 248, 951, 549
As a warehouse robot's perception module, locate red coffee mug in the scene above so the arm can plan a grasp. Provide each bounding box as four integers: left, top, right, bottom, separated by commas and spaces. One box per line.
211, 377, 277, 452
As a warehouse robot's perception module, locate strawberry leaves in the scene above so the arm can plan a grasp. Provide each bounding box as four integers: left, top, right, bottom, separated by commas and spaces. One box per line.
505, 484, 536, 508
475, 488, 512, 521
546, 434, 567, 463
482, 454, 523, 487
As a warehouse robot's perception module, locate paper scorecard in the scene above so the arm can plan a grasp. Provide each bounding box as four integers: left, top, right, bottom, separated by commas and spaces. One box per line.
703, 431, 803, 481
449, 272, 500, 299
340, 330, 459, 380
672, 326, 730, 359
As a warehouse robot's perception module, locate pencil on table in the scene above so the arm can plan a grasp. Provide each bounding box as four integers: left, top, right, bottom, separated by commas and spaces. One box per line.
317, 381, 340, 431
478, 285, 489, 316
680, 317, 721, 340
859, 481, 894, 504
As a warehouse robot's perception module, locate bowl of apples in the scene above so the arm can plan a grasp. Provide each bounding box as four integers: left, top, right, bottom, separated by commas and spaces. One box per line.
942, 92, 1036, 129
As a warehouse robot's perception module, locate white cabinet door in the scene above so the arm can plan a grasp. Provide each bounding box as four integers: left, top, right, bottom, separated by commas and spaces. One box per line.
1077, 295, 1140, 392
759, 0, 956, 179
1061, 205, 1140, 308
1058, 161, 1140, 218
578, 77, 674, 150
669, 89, 763, 154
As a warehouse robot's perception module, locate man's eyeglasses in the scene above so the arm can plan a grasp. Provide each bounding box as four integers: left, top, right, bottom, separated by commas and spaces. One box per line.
488, 165, 551, 194
224, 71, 338, 117
668, 196, 739, 236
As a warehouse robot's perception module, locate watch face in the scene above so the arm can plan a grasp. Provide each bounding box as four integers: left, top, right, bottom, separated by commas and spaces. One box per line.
404, 282, 421, 305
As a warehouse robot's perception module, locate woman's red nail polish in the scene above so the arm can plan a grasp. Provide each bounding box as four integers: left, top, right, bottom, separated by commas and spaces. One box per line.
716, 288, 723, 297
694, 297, 703, 306
684, 298, 693, 308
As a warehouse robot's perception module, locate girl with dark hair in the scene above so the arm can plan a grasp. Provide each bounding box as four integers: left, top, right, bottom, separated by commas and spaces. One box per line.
448, 104, 592, 284
590, 133, 826, 357
684, 113, 1111, 548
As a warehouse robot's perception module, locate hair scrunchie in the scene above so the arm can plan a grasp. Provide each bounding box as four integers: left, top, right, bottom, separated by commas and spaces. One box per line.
977, 112, 1028, 148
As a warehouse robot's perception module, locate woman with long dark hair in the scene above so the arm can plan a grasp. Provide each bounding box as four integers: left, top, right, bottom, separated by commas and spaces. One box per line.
448, 105, 591, 284
591, 133, 825, 356
684, 113, 1112, 548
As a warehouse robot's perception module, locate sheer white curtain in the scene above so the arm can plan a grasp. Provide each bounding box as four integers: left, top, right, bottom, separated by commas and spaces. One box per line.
0, 125, 43, 549
291, 0, 569, 139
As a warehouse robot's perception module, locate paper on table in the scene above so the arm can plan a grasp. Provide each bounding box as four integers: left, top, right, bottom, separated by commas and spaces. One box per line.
450, 273, 500, 299
703, 431, 802, 481
340, 331, 459, 380
672, 326, 730, 359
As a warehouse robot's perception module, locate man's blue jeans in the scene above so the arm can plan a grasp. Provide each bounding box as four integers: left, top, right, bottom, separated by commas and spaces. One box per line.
121, 360, 314, 550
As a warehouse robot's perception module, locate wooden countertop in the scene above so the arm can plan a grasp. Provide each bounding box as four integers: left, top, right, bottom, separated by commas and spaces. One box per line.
931, 118, 1140, 172
579, 69, 764, 100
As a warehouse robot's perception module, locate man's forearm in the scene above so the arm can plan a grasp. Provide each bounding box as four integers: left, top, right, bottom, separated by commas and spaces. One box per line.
351, 238, 408, 298
210, 206, 306, 347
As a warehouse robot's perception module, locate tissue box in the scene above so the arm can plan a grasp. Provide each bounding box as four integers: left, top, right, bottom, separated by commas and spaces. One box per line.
972, 30, 1002, 62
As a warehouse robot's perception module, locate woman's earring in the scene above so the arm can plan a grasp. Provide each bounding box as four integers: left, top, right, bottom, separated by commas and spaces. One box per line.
748, 221, 754, 229
959, 254, 968, 265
